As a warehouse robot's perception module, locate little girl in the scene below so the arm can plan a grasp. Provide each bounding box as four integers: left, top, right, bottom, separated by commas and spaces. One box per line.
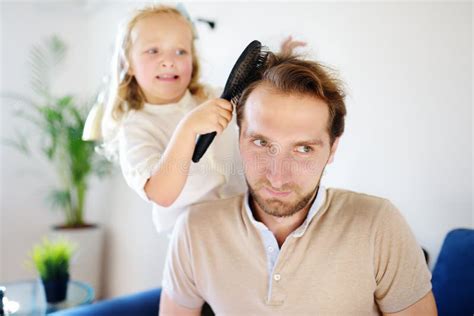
100, 4, 304, 233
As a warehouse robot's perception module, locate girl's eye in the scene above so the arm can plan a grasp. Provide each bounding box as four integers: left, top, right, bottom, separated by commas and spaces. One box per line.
146, 48, 158, 54
176, 49, 187, 56
252, 139, 268, 147
296, 145, 313, 154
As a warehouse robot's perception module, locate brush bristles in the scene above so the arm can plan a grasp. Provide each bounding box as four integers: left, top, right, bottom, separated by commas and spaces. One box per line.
228, 48, 269, 105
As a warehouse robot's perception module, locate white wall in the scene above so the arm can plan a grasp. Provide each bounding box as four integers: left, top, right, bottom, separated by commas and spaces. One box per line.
1, 1, 472, 299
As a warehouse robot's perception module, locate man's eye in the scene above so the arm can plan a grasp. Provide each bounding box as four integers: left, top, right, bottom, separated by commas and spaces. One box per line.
296, 145, 313, 153
252, 139, 268, 147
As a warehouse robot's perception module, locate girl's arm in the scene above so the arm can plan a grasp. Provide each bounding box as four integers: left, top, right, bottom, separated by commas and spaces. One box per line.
144, 98, 232, 207
143, 119, 195, 207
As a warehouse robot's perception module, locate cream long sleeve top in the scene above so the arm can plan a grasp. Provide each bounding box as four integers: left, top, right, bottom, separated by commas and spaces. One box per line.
118, 88, 246, 233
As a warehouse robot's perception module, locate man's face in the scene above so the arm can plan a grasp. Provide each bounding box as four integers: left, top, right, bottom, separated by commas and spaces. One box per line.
239, 84, 339, 218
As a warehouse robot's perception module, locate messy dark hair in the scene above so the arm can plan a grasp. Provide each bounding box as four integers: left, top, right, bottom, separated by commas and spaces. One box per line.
236, 53, 347, 145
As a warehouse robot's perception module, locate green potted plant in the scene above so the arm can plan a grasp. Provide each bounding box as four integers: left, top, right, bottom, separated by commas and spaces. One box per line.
4, 35, 111, 227
29, 238, 76, 303
3, 35, 111, 297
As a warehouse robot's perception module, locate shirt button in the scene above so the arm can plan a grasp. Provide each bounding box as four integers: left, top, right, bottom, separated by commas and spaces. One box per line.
268, 246, 274, 253
274, 274, 281, 281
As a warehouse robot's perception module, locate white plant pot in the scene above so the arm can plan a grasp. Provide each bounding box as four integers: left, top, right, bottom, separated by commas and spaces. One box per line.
49, 225, 104, 299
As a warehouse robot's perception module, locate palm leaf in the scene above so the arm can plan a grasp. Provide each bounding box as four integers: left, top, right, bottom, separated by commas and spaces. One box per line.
1, 132, 31, 155
3, 35, 112, 226
28, 35, 66, 98
47, 189, 71, 211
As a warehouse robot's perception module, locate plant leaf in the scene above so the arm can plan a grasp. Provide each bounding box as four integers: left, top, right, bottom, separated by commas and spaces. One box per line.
47, 189, 71, 211
1, 133, 31, 155
29, 237, 75, 280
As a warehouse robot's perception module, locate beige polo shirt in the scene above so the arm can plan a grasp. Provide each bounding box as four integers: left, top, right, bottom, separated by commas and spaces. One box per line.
162, 188, 432, 315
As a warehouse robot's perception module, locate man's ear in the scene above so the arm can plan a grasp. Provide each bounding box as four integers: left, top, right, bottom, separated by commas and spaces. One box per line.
327, 137, 340, 164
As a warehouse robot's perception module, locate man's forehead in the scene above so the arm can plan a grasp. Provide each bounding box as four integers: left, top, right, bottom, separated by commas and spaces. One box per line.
242, 84, 331, 143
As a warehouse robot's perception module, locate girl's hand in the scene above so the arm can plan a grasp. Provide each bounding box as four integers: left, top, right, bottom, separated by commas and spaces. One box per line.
280, 35, 307, 56
182, 98, 233, 136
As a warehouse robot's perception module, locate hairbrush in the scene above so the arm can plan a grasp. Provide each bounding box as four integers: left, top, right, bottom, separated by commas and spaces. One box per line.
192, 40, 268, 163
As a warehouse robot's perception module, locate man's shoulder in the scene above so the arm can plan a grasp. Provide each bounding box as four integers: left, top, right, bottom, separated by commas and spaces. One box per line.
326, 187, 397, 219
327, 187, 390, 205
184, 194, 246, 228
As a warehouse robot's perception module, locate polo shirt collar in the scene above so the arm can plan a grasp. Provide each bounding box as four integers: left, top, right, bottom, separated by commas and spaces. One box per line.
244, 185, 326, 238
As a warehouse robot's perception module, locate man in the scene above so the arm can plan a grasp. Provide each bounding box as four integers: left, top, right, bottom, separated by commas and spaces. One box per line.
159, 52, 437, 315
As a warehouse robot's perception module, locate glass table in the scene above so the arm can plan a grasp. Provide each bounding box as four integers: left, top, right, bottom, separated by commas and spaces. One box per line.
1, 279, 94, 315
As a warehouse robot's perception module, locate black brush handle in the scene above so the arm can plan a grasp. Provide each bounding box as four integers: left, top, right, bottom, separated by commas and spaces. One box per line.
192, 40, 263, 163
192, 131, 217, 163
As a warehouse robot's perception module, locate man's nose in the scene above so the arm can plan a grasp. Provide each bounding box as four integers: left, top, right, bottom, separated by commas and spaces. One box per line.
265, 149, 292, 189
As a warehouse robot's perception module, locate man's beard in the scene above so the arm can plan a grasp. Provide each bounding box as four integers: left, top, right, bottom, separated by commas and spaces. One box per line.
247, 179, 318, 218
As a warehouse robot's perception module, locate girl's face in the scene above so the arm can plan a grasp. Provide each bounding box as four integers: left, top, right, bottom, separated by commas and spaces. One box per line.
128, 13, 194, 104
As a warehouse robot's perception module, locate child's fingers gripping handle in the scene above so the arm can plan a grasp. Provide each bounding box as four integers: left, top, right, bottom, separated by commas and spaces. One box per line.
192, 132, 217, 163
191, 98, 232, 163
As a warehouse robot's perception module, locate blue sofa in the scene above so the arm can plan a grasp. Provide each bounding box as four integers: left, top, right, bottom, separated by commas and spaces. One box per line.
51, 288, 162, 316
52, 228, 474, 316
431, 228, 474, 315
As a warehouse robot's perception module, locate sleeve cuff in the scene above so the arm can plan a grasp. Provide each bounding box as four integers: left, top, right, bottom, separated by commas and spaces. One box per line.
379, 283, 432, 313
122, 156, 161, 202
161, 286, 205, 310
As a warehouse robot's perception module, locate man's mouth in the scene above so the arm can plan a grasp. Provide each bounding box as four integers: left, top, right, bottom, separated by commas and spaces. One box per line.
264, 187, 292, 197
